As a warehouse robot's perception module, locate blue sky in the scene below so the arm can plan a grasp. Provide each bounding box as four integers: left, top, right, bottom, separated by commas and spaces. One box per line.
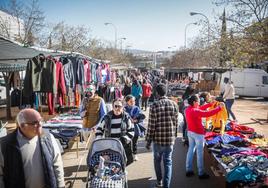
1, 0, 225, 51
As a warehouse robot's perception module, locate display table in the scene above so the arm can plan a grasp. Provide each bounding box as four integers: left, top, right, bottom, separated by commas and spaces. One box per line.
43, 110, 83, 157
205, 122, 268, 188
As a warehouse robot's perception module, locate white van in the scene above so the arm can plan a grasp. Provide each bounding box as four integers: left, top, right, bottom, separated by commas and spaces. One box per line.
220, 68, 268, 99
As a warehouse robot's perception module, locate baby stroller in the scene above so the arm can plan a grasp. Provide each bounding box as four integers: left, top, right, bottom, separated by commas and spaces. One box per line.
86, 138, 128, 188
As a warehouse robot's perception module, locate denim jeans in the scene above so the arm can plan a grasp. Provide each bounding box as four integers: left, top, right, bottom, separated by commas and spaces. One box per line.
153, 143, 173, 188
186, 131, 205, 176
135, 95, 141, 108
225, 99, 236, 120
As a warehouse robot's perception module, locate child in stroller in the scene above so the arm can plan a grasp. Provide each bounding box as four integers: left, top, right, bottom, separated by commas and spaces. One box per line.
87, 138, 128, 188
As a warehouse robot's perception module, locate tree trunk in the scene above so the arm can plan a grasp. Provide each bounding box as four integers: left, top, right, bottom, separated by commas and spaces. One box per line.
3, 73, 12, 120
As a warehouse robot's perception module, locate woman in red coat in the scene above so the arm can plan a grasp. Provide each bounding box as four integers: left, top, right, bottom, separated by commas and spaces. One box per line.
141, 79, 152, 111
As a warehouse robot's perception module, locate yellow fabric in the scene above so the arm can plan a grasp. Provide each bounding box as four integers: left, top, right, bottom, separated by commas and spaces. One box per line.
206, 102, 228, 134
250, 138, 268, 147
83, 95, 102, 128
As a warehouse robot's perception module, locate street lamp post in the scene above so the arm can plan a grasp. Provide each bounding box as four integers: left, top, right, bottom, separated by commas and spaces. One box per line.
184, 22, 198, 48
118, 37, 126, 52
125, 45, 132, 54
104, 22, 117, 49
190, 12, 210, 45
167, 45, 176, 59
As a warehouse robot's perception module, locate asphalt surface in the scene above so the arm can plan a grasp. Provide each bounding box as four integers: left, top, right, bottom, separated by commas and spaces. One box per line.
127, 136, 226, 188
60, 97, 268, 188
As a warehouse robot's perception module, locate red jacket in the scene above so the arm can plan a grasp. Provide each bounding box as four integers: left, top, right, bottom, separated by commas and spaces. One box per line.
142, 83, 152, 98
185, 103, 222, 135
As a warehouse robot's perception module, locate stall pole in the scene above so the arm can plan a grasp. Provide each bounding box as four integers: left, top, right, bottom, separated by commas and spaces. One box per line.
3, 72, 12, 119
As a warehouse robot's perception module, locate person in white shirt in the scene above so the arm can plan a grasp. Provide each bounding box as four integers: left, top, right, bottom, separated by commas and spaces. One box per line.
0, 108, 65, 188
223, 78, 236, 121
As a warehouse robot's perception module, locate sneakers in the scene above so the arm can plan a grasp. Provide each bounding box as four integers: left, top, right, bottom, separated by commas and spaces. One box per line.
154, 180, 163, 187
134, 155, 139, 161
198, 173, 210, 179
186, 171, 195, 177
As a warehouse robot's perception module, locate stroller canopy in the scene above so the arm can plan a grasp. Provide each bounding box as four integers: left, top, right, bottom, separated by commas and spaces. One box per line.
88, 138, 127, 165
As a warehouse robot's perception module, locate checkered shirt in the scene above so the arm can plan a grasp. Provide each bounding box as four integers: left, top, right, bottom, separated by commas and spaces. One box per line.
146, 96, 178, 145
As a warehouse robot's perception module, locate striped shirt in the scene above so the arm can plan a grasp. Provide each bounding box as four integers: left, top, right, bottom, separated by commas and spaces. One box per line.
146, 96, 179, 145
96, 112, 134, 143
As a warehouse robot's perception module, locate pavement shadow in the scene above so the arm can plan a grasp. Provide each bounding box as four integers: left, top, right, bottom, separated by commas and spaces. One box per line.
128, 177, 155, 188
64, 165, 88, 177
136, 139, 152, 154
239, 97, 267, 102
171, 138, 226, 188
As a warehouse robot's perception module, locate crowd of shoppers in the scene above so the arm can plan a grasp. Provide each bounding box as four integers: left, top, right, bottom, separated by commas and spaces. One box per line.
0, 69, 238, 188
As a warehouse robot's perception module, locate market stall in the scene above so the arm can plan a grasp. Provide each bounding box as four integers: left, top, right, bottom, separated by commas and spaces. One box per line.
205, 121, 268, 187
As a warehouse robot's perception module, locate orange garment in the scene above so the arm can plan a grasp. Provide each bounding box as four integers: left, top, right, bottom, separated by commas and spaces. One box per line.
206, 102, 228, 134
74, 85, 81, 107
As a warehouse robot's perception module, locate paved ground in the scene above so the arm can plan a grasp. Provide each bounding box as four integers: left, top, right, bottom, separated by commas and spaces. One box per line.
1, 97, 268, 188
60, 97, 268, 188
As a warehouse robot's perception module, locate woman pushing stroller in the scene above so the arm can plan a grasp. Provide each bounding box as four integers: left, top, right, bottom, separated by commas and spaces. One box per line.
95, 98, 135, 165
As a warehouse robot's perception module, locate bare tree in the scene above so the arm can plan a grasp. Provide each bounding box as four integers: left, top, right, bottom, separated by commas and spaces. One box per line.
213, 0, 268, 64
0, 15, 11, 38
0, 0, 44, 45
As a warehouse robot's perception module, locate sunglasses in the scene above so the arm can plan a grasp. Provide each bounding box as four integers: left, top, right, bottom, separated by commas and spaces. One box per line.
114, 105, 123, 109
23, 119, 44, 127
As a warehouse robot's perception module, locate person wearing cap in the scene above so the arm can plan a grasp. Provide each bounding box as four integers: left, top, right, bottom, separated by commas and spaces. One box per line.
0, 108, 65, 188
95, 98, 135, 165
79, 84, 107, 140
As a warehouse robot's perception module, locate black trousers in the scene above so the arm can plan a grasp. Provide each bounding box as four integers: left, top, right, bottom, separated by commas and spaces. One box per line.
142, 97, 149, 110
132, 136, 139, 154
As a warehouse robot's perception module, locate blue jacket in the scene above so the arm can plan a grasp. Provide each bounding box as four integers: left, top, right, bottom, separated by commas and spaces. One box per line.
124, 105, 146, 136
131, 84, 142, 98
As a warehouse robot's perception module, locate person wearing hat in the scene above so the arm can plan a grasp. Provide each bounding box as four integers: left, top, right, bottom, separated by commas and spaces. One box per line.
79, 84, 107, 140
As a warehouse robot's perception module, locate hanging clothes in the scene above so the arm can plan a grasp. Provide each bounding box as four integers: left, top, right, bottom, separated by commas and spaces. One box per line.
69, 56, 85, 90
91, 62, 98, 83
10, 72, 21, 89
61, 57, 75, 94
24, 54, 57, 96
55, 61, 66, 106
11, 88, 21, 107
83, 59, 91, 85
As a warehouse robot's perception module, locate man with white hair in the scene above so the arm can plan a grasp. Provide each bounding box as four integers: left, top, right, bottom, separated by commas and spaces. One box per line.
0, 108, 65, 188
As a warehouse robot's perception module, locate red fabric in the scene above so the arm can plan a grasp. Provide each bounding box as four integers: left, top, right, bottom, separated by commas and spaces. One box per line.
142, 83, 152, 97
55, 61, 66, 95
205, 132, 220, 140
83, 59, 91, 84
239, 149, 267, 157
47, 92, 54, 115
230, 121, 255, 134
185, 104, 222, 135
225, 131, 246, 138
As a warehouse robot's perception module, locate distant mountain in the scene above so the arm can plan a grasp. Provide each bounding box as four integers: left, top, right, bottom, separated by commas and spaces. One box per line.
127, 49, 153, 54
